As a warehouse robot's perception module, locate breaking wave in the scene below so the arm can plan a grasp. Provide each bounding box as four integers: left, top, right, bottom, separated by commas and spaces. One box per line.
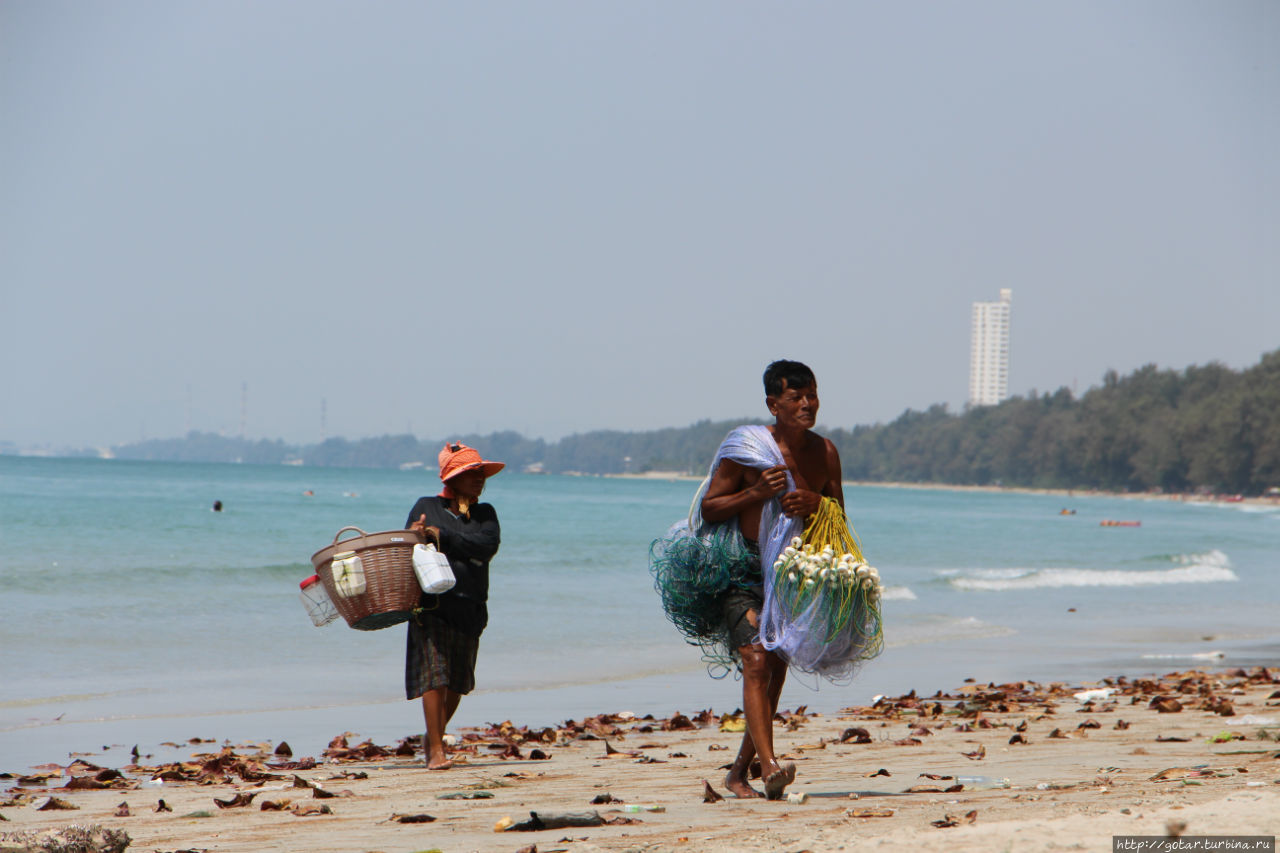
947, 550, 1236, 591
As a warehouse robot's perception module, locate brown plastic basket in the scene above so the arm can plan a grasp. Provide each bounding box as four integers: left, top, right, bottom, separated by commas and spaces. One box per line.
310, 526, 424, 630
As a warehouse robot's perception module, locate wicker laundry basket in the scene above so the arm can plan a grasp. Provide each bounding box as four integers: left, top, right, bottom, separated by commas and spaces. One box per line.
311, 526, 424, 630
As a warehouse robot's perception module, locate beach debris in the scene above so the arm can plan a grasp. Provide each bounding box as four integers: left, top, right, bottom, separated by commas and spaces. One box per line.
620, 804, 665, 812
602, 741, 640, 759
499, 811, 608, 831
290, 803, 332, 817
1149, 767, 1217, 783
1156, 735, 1190, 743
213, 792, 257, 809
33, 796, 78, 811
155, 799, 172, 812
1077, 719, 1101, 730
839, 727, 872, 744
1166, 819, 1188, 838
786, 791, 809, 804
389, 812, 437, 823
322, 735, 391, 762
846, 807, 894, 818
702, 780, 724, 803
1008, 734, 1029, 745
437, 791, 494, 800
1208, 732, 1245, 743
273, 741, 292, 756
869, 768, 891, 777
1149, 697, 1183, 713
930, 810, 977, 828
1074, 688, 1117, 704
718, 715, 746, 733
260, 798, 291, 811
962, 745, 986, 760
113, 801, 130, 817
589, 793, 621, 804
0, 826, 130, 853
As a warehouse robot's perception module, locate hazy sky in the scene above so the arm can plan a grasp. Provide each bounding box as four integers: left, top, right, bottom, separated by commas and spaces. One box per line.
2, 1, 1275, 449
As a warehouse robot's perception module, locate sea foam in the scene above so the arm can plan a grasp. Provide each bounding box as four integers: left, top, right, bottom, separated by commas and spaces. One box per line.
947, 551, 1236, 591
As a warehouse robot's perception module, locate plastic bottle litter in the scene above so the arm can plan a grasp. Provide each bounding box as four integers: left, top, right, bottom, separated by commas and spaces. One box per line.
956, 776, 1011, 789
298, 575, 339, 626
331, 551, 366, 597
621, 804, 666, 813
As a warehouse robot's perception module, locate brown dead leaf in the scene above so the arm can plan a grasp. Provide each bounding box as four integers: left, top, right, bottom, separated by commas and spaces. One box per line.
702, 779, 724, 803
1049, 728, 1068, 739
931, 814, 960, 828
114, 801, 131, 817
1156, 735, 1190, 743
260, 798, 292, 811
155, 799, 172, 812
846, 807, 895, 818
1009, 734, 1028, 745
869, 768, 892, 777
919, 773, 953, 780
214, 792, 257, 809
34, 796, 78, 811
274, 741, 292, 756
290, 803, 332, 816
906, 785, 945, 793
1149, 697, 1183, 713
1077, 719, 1101, 730
962, 745, 986, 760
390, 812, 437, 823
840, 727, 872, 744
1115, 719, 1131, 730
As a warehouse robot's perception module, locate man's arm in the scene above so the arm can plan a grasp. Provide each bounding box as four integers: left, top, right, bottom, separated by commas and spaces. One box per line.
701, 458, 787, 524
822, 439, 845, 510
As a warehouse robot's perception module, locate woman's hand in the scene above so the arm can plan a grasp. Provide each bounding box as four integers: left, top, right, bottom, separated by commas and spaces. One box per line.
410, 514, 441, 545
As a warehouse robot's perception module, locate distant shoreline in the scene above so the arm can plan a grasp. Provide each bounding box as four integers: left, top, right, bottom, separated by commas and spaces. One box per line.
607, 471, 1279, 508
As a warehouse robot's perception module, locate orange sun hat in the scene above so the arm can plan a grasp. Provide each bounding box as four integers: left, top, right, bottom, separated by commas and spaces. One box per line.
437, 442, 505, 483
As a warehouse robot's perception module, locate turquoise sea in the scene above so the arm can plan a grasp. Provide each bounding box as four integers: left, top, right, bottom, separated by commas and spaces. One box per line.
2, 456, 1277, 774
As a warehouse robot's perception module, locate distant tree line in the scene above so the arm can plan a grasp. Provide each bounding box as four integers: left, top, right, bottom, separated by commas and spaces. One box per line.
108, 350, 1279, 495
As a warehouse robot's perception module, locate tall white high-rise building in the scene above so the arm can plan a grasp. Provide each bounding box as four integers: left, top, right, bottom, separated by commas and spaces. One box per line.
969, 289, 1012, 407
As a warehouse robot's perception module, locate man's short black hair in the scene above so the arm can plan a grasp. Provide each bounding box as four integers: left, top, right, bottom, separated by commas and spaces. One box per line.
763, 359, 816, 397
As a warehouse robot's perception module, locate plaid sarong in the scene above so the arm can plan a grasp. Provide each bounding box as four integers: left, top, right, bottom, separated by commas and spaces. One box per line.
405, 612, 480, 698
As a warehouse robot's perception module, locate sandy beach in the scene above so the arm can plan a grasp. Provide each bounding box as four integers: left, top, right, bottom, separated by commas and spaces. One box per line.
4, 667, 1276, 853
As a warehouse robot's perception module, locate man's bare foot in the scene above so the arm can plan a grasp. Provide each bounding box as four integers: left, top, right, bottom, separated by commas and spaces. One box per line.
764, 762, 797, 800
426, 755, 453, 770
723, 771, 764, 799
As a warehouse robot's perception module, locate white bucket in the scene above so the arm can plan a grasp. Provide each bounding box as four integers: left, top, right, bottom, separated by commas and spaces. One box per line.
412, 543, 456, 594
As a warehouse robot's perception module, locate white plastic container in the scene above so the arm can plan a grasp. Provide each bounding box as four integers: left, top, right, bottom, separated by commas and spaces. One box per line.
412, 543, 456, 594
331, 551, 366, 598
299, 574, 339, 626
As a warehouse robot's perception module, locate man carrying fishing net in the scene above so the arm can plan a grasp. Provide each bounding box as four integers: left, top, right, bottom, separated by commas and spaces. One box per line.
651, 360, 883, 800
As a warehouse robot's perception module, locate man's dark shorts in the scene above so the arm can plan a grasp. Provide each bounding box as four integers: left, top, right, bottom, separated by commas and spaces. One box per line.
723, 585, 764, 650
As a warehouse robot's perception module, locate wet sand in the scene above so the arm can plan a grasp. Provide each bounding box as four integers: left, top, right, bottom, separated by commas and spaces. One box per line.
3, 668, 1277, 852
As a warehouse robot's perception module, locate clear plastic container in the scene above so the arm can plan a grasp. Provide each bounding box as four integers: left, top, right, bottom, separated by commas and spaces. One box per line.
299, 574, 339, 626
956, 775, 1011, 789
331, 551, 366, 598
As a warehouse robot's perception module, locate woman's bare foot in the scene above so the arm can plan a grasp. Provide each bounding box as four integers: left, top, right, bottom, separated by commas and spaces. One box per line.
764, 762, 797, 800
426, 755, 453, 770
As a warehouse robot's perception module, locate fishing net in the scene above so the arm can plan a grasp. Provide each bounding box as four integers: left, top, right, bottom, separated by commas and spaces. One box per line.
648, 518, 758, 675
649, 425, 884, 682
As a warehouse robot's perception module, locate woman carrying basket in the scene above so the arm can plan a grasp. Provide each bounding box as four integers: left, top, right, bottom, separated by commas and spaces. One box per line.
405, 442, 504, 770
